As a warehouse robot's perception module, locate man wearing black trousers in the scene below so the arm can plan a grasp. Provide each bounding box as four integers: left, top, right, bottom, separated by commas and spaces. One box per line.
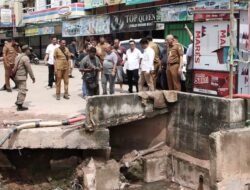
123, 40, 142, 93
44, 37, 59, 88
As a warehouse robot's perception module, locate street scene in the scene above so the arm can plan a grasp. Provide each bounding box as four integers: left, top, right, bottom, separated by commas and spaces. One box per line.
0, 0, 250, 190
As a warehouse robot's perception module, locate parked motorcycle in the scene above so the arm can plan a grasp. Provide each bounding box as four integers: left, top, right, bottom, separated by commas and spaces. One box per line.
29, 48, 40, 65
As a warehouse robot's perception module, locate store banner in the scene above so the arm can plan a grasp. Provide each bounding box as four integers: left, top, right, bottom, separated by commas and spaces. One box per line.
160, 4, 194, 22
81, 15, 110, 36
110, 8, 156, 33
92, 0, 104, 7
0, 9, 13, 27
63, 15, 110, 37
25, 27, 39, 36
104, 0, 125, 5
25, 26, 55, 36
126, 0, 157, 5
193, 70, 236, 97
195, 0, 248, 10
62, 19, 82, 37
83, 0, 93, 9
194, 20, 231, 72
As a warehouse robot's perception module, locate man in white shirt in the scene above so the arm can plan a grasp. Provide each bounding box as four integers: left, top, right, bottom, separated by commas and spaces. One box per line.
138, 38, 155, 91
123, 40, 142, 93
44, 37, 60, 88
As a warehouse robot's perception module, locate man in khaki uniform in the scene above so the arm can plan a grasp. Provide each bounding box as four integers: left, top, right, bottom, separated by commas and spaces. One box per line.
166, 34, 184, 91
147, 36, 161, 89
15, 45, 35, 111
54, 40, 72, 100
1, 39, 18, 92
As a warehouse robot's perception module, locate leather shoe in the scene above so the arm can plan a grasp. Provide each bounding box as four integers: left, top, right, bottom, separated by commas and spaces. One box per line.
63, 95, 70, 100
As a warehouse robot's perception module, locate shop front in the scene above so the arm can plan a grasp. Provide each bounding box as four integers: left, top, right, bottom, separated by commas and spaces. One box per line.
110, 7, 163, 40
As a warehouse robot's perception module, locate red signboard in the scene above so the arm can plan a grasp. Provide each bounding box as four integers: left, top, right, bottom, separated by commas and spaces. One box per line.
194, 13, 230, 21
193, 70, 236, 97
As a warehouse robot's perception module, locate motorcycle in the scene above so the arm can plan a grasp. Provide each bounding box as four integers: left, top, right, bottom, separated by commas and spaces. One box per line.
29, 48, 39, 65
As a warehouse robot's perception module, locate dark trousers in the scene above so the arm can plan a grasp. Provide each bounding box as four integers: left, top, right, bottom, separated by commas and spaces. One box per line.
48, 64, 55, 87
127, 69, 139, 93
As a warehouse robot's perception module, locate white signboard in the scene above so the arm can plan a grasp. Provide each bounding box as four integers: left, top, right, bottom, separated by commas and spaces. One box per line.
194, 21, 230, 71
36, 0, 46, 11
0, 9, 12, 27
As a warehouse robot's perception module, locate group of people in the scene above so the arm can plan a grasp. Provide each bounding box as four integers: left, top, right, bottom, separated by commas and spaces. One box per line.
1, 25, 194, 111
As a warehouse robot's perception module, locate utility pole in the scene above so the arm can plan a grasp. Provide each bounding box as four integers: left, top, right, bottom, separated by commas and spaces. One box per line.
229, 0, 234, 98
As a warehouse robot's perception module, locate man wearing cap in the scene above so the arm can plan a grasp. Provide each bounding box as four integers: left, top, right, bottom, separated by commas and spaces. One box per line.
1, 39, 18, 92
54, 40, 72, 100
14, 45, 35, 111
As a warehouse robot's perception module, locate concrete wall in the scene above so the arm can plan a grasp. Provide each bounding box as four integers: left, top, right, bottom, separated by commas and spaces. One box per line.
86, 94, 168, 128
110, 114, 167, 156
166, 92, 246, 160
210, 128, 250, 190
86, 92, 248, 189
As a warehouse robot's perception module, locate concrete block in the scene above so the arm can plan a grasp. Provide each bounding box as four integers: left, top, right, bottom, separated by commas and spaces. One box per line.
143, 155, 167, 183
0, 128, 109, 150
96, 159, 120, 190
210, 128, 250, 190
165, 149, 210, 190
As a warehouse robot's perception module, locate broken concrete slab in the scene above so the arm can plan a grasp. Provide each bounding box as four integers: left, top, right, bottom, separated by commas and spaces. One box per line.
0, 127, 109, 150
86, 94, 170, 128
96, 159, 120, 190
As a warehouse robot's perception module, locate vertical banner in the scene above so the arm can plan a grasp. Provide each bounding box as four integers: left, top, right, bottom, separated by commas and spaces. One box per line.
0, 9, 13, 27
194, 20, 230, 71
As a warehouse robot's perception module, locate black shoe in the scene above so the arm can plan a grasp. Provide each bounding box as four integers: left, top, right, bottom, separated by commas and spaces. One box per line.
6, 88, 12, 92
69, 75, 74, 78
63, 95, 70, 100
56, 96, 60, 100
17, 105, 28, 111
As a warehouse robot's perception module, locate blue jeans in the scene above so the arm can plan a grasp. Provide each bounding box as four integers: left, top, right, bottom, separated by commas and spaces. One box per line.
82, 80, 88, 97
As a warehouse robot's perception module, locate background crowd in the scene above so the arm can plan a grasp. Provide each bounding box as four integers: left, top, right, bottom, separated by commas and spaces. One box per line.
0, 25, 193, 110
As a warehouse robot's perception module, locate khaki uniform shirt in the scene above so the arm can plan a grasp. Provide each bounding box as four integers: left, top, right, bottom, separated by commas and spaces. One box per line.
3, 43, 17, 66
14, 53, 35, 81
149, 41, 161, 66
54, 47, 71, 70
168, 43, 184, 65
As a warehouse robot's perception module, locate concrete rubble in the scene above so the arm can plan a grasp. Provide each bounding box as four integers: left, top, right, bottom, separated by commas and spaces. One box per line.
0, 92, 249, 189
